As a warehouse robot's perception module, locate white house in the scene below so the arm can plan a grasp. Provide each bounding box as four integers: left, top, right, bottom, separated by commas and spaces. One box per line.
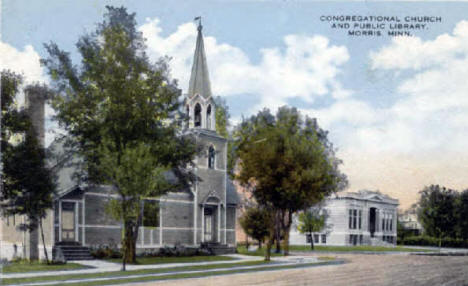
290, 190, 399, 246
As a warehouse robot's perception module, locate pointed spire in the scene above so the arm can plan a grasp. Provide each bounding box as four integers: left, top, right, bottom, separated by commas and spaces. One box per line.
188, 17, 212, 99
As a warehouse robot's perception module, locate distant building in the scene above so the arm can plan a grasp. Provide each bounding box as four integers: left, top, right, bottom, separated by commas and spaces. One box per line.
290, 190, 399, 246
399, 211, 423, 236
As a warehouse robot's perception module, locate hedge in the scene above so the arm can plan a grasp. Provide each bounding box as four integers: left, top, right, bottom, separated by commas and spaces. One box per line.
401, 235, 468, 248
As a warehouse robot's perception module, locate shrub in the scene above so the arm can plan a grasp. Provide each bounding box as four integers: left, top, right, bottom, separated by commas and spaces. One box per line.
402, 235, 468, 248
90, 246, 122, 259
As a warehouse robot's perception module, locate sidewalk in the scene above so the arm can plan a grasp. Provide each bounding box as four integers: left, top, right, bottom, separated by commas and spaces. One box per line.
0, 255, 335, 286
1, 254, 262, 279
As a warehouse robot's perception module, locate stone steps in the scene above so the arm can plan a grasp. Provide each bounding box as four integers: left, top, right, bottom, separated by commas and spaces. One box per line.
201, 242, 236, 255
53, 244, 94, 261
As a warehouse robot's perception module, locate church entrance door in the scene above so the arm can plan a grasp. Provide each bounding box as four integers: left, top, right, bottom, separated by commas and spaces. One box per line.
204, 208, 214, 242
61, 201, 77, 242
369, 207, 376, 238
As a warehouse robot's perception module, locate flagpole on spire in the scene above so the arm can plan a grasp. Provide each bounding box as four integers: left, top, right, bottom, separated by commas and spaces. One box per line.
194, 16, 202, 31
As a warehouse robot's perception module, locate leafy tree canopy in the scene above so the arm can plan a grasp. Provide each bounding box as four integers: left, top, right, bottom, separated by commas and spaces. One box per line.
235, 106, 347, 212
417, 185, 457, 240
42, 6, 197, 186
239, 206, 273, 247
41, 6, 197, 265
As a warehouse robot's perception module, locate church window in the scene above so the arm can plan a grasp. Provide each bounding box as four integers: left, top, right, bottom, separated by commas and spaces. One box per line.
207, 105, 212, 129
142, 200, 159, 228
208, 146, 215, 169
194, 103, 202, 127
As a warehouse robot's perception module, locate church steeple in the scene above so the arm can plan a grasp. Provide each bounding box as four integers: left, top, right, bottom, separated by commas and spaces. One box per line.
185, 18, 216, 131
188, 18, 212, 99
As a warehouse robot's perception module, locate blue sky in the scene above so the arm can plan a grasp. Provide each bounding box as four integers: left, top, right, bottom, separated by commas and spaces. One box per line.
3, 0, 468, 208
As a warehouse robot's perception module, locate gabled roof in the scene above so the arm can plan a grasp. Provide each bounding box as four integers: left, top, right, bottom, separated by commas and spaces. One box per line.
335, 189, 399, 205
188, 23, 212, 99
226, 179, 240, 205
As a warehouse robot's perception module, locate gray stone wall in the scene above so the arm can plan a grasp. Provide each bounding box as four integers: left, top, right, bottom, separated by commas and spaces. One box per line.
196, 168, 226, 202
85, 195, 120, 226
160, 201, 193, 228
226, 231, 236, 245
195, 134, 227, 170
162, 229, 193, 245
85, 227, 122, 246
226, 207, 236, 230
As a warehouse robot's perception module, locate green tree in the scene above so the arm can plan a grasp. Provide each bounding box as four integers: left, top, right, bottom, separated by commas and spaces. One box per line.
417, 185, 457, 247
42, 6, 197, 268
214, 96, 229, 139
213, 96, 237, 179
455, 189, 468, 240
239, 206, 273, 249
235, 106, 347, 260
297, 208, 327, 250
1, 73, 56, 263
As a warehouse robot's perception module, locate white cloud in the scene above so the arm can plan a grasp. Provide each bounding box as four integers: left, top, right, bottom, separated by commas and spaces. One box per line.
0, 42, 48, 85
139, 18, 350, 114
329, 20, 468, 154
0, 42, 58, 146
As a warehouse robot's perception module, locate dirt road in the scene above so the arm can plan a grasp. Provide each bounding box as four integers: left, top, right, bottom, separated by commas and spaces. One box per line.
128, 253, 468, 286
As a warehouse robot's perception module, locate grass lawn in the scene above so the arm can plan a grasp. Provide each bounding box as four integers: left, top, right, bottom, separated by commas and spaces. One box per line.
3, 260, 341, 286
289, 245, 432, 252
2, 261, 268, 285
236, 246, 284, 257
1, 260, 88, 273
105, 255, 236, 265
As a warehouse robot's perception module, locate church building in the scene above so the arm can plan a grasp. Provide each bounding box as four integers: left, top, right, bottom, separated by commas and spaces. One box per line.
0, 21, 238, 261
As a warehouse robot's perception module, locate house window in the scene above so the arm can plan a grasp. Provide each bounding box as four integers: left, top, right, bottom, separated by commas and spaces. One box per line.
349, 210, 352, 229
359, 234, 363, 245
390, 218, 393, 231
382, 218, 385, 231
314, 234, 319, 244
353, 209, 357, 229
349, 209, 361, 229
206, 105, 212, 129
142, 200, 159, 227
358, 210, 362, 229
194, 103, 202, 127
321, 234, 326, 244
208, 146, 215, 169
306, 234, 312, 243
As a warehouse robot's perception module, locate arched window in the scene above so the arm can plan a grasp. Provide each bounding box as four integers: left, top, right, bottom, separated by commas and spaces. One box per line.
194, 103, 202, 127
208, 146, 215, 169
206, 105, 212, 130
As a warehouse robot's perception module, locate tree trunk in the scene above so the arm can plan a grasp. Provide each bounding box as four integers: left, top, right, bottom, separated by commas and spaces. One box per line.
275, 211, 281, 253
258, 240, 262, 249
281, 210, 293, 256
121, 219, 127, 271
265, 230, 275, 261
282, 225, 291, 256
39, 218, 49, 264
124, 223, 137, 263
310, 232, 314, 250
